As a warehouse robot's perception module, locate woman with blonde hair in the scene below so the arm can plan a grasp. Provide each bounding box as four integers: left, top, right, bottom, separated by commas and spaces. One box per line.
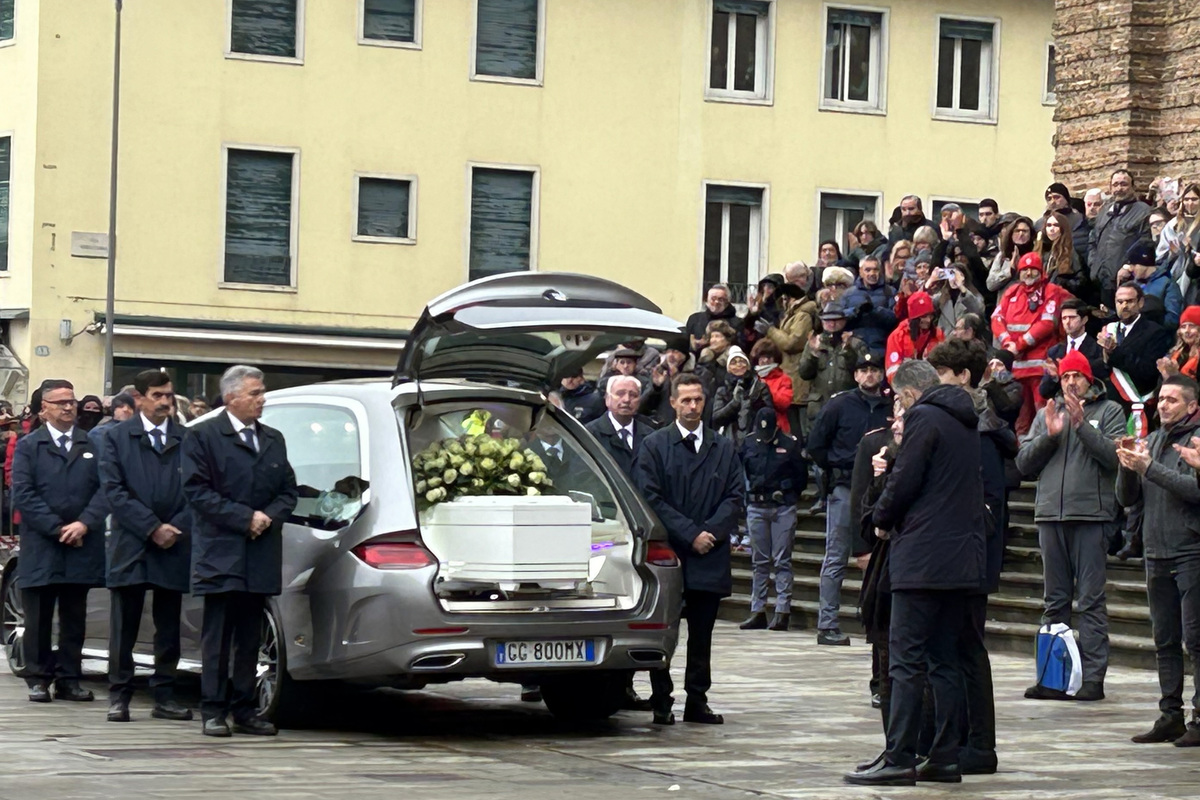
1157, 305, 1200, 380
1036, 210, 1089, 301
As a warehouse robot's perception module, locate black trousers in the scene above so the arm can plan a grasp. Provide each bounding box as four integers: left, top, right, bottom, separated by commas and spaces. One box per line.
22, 584, 89, 688
650, 589, 722, 712
886, 590, 967, 768
108, 585, 183, 704
200, 591, 266, 722
1145, 554, 1200, 718
959, 593, 996, 754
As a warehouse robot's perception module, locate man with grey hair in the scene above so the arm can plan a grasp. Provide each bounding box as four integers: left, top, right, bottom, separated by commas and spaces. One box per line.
686, 283, 742, 354
182, 365, 298, 737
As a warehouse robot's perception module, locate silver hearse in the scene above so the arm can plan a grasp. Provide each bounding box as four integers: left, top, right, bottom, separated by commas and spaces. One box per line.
1, 273, 685, 723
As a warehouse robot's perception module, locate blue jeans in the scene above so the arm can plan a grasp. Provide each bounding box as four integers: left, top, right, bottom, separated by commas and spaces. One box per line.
818, 484, 851, 631
747, 503, 797, 614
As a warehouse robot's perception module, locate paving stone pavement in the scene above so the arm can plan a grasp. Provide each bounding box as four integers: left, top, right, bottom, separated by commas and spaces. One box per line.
0, 621, 1197, 799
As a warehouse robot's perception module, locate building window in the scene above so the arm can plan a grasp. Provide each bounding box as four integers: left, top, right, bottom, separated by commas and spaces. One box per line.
0, 136, 9, 272
224, 148, 297, 287
703, 184, 766, 305
1044, 42, 1056, 105
822, 6, 885, 112
354, 175, 415, 243
931, 198, 981, 222
935, 18, 997, 121
707, 1, 774, 103
1, 0, 14, 43
360, 0, 419, 47
229, 0, 302, 61
818, 192, 877, 257
473, 0, 542, 83
469, 166, 537, 282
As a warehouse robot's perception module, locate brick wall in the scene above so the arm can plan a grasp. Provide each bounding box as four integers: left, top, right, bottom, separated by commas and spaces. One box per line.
1052, 0, 1200, 196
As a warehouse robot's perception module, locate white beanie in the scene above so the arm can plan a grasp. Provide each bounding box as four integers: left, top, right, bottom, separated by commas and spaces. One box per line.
822, 265, 855, 287
727, 345, 750, 366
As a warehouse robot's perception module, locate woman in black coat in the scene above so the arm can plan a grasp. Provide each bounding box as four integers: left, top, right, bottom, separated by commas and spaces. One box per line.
710, 347, 769, 447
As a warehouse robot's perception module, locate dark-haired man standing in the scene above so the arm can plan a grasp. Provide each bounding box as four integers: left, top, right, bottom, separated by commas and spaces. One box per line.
99, 370, 193, 723
634, 373, 744, 726
11, 379, 108, 703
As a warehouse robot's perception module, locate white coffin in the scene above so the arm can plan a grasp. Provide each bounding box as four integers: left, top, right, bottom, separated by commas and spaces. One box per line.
421, 495, 592, 584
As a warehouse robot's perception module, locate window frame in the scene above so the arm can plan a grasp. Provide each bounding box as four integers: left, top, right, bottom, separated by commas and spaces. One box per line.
704, 0, 777, 106
219, 143, 301, 293
469, 0, 547, 87
699, 179, 771, 307
225, 0, 306, 66
0, 0, 17, 48
0, 131, 11, 276
357, 0, 422, 51
818, 3, 889, 115
352, 171, 418, 245
931, 14, 1000, 125
464, 161, 541, 283
815, 189, 881, 262
1043, 40, 1056, 106
930, 196, 982, 224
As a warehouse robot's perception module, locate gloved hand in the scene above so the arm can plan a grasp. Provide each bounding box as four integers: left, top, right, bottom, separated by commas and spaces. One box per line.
753, 318, 771, 336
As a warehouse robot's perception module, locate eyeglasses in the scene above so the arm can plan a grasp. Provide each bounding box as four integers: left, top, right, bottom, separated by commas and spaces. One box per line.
43, 399, 77, 408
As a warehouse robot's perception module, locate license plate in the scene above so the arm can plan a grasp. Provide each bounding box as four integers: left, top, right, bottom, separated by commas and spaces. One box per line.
494, 640, 595, 666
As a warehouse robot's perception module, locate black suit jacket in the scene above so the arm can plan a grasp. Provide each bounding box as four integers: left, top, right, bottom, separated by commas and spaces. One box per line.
1107, 317, 1174, 397
584, 414, 654, 478
1039, 336, 1111, 399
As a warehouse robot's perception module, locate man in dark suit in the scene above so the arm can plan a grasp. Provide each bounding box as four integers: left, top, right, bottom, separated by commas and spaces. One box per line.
182, 365, 297, 737
633, 373, 744, 725
1100, 282, 1174, 420
1039, 298, 1111, 400
11, 379, 108, 703
98, 370, 193, 723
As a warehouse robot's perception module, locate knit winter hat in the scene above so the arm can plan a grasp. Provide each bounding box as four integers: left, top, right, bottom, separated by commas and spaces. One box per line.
1057, 349, 1093, 383
1046, 182, 1072, 201
907, 291, 936, 318
1181, 306, 1200, 328
727, 345, 750, 367
1017, 251, 1044, 275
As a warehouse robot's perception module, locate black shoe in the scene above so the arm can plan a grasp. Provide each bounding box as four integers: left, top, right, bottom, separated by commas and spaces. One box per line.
107, 702, 130, 722
1074, 681, 1105, 701
916, 759, 962, 783
816, 630, 850, 646
739, 611, 769, 630
27, 684, 51, 703
855, 751, 886, 773
767, 612, 790, 631
652, 710, 675, 725
152, 700, 194, 721
1174, 721, 1200, 747
1117, 531, 1143, 560
807, 499, 826, 516
1024, 683, 1070, 701
620, 688, 653, 712
682, 704, 724, 724
520, 685, 542, 703
870, 693, 881, 709
231, 716, 278, 736
202, 717, 232, 737
958, 747, 998, 775
54, 683, 95, 702
1131, 715, 1187, 743
844, 759, 916, 786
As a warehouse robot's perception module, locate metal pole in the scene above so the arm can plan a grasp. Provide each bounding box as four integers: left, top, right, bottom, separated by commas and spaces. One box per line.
103, 0, 122, 394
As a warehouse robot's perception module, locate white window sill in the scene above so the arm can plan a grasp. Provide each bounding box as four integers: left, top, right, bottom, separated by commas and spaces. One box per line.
818, 102, 887, 117
0, 40, 15, 49
932, 110, 997, 126
352, 234, 416, 246
218, 281, 298, 294
358, 37, 421, 51
1042, 93, 1057, 107
705, 91, 774, 107
470, 73, 543, 88
224, 52, 304, 66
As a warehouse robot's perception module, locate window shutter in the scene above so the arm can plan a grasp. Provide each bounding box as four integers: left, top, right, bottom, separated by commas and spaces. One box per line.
714, 1, 769, 15
230, 0, 298, 58
1, 0, 14, 41
827, 8, 876, 28
225, 150, 294, 286
821, 193, 875, 213
362, 0, 416, 43
706, 185, 763, 207
0, 137, 9, 272
470, 169, 533, 281
475, 0, 539, 80
357, 178, 410, 238
940, 19, 993, 42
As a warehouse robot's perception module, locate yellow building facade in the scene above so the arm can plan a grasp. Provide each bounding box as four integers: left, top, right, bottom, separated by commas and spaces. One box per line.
0, 0, 1056, 402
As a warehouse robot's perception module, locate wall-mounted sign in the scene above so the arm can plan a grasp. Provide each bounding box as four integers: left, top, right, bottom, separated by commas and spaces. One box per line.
71, 232, 110, 259
34, 346, 51, 357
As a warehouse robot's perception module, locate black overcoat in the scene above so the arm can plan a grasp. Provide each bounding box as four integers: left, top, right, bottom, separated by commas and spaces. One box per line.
584, 414, 654, 478
11, 426, 108, 588
99, 416, 192, 592
182, 412, 298, 596
632, 424, 744, 596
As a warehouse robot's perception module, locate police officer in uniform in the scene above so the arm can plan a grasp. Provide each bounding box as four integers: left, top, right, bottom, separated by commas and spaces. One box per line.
11, 379, 108, 703
99, 369, 194, 723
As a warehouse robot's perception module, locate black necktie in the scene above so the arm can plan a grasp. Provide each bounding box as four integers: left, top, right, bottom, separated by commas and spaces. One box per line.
150, 428, 164, 453
1117, 325, 1126, 345
241, 428, 256, 452
619, 428, 632, 449
684, 432, 698, 454
57, 435, 70, 454
1067, 339, 1076, 352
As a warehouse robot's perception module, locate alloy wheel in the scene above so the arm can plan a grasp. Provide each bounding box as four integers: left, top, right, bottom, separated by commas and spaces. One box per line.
256, 608, 280, 714
2, 575, 25, 676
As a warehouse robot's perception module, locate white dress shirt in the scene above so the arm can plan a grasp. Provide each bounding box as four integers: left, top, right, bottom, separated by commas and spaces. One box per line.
676, 420, 703, 452
608, 413, 635, 448
50, 426, 76, 452
227, 410, 259, 452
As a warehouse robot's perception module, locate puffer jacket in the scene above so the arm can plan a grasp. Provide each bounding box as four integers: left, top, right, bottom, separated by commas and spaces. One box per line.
842, 278, 897, 354
1016, 382, 1127, 523
991, 277, 1072, 380
765, 298, 818, 405
711, 371, 769, 446
758, 366, 793, 433
1134, 261, 1184, 330
1115, 410, 1200, 559
1088, 198, 1152, 308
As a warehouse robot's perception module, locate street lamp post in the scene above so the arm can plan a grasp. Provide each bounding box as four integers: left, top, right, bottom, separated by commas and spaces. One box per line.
103, 0, 123, 395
